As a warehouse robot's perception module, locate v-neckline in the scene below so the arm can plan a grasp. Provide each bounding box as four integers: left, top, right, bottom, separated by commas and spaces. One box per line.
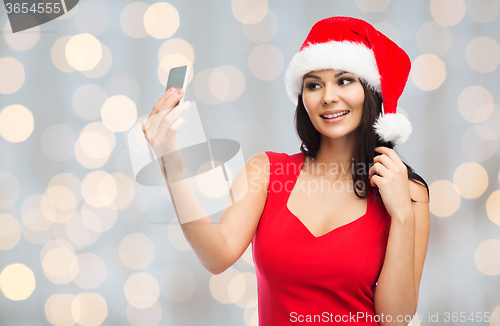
285, 152, 372, 239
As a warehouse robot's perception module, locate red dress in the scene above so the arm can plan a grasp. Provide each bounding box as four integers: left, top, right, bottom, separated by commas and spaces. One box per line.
251, 151, 391, 325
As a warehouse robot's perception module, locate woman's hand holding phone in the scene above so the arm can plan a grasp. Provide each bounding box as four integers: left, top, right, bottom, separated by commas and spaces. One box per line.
142, 87, 190, 173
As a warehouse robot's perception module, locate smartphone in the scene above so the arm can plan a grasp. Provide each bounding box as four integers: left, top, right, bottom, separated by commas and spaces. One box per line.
166, 65, 190, 105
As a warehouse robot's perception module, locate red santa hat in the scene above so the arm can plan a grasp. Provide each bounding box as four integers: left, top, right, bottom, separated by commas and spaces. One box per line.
284, 16, 412, 145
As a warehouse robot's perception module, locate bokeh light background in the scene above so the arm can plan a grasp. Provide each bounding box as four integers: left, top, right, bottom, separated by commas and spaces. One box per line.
1, 0, 500, 325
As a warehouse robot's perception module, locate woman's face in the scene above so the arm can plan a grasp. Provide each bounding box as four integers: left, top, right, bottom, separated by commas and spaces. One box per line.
302, 69, 365, 140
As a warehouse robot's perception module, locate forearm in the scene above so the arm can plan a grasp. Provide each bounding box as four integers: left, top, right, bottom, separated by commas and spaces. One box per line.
160, 158, 230, 274
374, 213, 417, 325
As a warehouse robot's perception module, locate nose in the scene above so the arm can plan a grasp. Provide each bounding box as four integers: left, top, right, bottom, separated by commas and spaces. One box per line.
322, 83, 340, 105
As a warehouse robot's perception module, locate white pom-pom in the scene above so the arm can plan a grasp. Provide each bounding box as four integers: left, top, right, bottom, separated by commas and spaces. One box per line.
373, 113, 412, 145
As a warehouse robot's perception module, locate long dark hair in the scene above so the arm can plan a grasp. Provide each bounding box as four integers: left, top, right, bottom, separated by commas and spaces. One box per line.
294, 79, 429, 203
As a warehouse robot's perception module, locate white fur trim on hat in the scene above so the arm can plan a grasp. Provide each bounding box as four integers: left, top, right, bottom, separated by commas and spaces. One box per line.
373, 112, 412, 145
284, 40, 381, 105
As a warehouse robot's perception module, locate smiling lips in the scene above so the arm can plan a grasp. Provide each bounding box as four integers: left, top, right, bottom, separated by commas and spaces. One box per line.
320, 110, 350, 123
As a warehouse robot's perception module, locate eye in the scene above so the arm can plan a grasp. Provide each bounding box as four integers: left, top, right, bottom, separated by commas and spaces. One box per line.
338, 78, 354, 86
305, 83, 320, 90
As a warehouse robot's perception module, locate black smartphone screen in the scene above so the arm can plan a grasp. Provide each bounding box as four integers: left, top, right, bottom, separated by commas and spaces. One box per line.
166, 66, 188, 91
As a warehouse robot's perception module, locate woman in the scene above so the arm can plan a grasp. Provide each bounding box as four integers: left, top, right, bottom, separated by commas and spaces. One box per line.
144, 16, 430, 326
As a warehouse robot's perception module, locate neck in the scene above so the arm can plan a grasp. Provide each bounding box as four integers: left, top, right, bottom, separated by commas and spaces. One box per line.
304, 133, 358, 183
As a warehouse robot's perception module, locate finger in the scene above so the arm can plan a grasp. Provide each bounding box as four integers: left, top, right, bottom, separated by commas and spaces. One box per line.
369, 162, 389, 179
159, 88, 185, 114
375, 147, 406, 171
154, 87, 178, 113
373, 153, 398, 171
156, 101, 190, 140
370, 174, 382, 188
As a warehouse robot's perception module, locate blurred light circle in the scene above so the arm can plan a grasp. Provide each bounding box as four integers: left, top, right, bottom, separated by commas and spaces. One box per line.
111, 173, 135, 209
465, 0, 500, 23
410, 54, 446, 91
81, 171, 117, 208
430, 0, 466, 25
0, 57, 25, 94
158, 54, 193, 88
461, 126, 496, 162
47, 186, 78, 211
0, 172, 20, 209
372, 22, 401, 46
80, 131, 112, 159
81, 43, 113, 78
121, 2, 149, 38
231, 0, 268, 24
168, 217, 192, 251
3, 21, 40, 51
0, 213, 21, 250
355, 0, 391, 12
228, 272, 246, 303
40, 191, 76, 223
144, 2, 179, 39
42, 247, 79, 284
71, 293, 108, 326
466, 36, 500, 73
45, 294, 76, 326
209, 65, 245, 102
22, 194, 55, 232
126, 302, 162, 326
474, 124, 497, 141
234, 272, 257, 308
453, 162, 488, 199
194, 68, 221, 105
0, 104, 34, 143
65, 212, 101, 247
242, 9, 278, 43
158, 38, 195, 65
209, 267, 242, 304
429, 180, 461, 217
73, 84, 108, 121
159, 265, 195, 302
458, 86, 493, 123
486, 190, 500, 226
244, 300, 258, 326
52, 36, 76, 73
248, 44, 284, 80
65, 33, 102, 71
416, 21, 452, 56
72, 253, 106, 290
41, 124, 76, 161
124, 273, 160, 309
81, 202, 118, 232
0, 263, 36, 301
475, 239, 500, 275
76, 121, 116, 168
74, 0, 110, 36
105, 74, 141, 103
473, 103, 494, 124
119, 233, 155, 269
101, 95, 138, 132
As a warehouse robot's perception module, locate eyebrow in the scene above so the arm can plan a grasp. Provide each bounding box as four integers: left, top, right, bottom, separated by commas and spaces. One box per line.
303, 70, 349, 80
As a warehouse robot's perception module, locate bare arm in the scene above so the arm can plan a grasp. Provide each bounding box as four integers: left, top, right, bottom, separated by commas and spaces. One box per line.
161, 152, 270, 274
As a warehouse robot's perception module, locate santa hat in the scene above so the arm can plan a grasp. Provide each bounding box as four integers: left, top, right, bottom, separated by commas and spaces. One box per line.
284, 16, 412, 145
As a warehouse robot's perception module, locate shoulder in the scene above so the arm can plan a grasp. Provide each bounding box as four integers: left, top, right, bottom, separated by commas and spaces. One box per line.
408, 179, 429, 203
245, 152, 271, 193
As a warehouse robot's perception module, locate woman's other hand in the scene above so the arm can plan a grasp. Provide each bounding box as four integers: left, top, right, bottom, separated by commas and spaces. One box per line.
368, 146, 413, 222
